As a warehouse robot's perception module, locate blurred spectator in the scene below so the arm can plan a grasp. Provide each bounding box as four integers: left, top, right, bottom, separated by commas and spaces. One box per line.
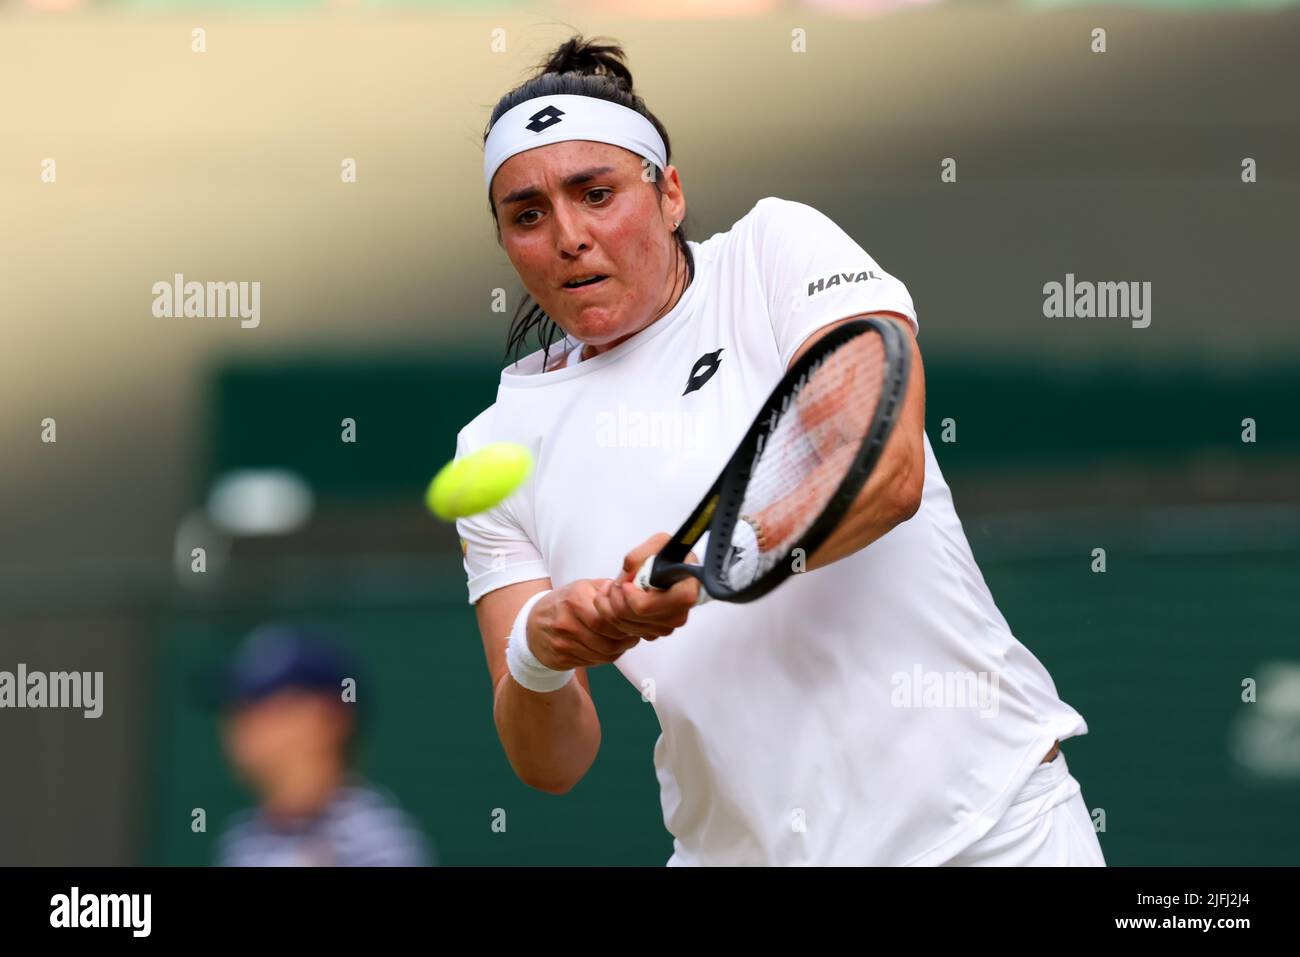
213, 625, 433, 866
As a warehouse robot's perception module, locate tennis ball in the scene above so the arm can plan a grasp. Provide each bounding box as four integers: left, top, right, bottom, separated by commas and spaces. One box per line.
425, 442, 533, 521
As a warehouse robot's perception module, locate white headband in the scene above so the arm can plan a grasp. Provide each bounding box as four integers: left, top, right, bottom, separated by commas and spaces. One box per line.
484, 94, 668, 192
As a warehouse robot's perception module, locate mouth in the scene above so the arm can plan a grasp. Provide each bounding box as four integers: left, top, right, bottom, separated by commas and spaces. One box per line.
562, 274, 609, 291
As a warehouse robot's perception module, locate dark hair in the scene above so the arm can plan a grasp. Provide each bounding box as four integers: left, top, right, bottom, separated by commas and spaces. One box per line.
484, 35, 695, 368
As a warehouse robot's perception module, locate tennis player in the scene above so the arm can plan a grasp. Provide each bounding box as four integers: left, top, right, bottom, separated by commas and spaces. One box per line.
456, 35, 1105, 866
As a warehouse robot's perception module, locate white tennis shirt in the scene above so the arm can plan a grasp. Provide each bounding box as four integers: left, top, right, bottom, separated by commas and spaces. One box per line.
455, 197, 1087, 865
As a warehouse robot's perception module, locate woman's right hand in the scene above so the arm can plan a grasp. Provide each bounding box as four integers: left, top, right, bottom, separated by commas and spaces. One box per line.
526, 574, 693, 670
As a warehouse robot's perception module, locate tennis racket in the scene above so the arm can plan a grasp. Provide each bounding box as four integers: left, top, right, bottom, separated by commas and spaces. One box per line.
633, 316, 911, 604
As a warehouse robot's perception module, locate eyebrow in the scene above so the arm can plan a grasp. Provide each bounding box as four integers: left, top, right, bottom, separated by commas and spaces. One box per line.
496, 165, 618, 208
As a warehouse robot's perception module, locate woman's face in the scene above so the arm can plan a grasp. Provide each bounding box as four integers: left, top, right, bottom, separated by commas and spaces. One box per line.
491, 140, 686, 354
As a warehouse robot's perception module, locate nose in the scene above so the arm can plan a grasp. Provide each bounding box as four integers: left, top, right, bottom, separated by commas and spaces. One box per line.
551, 202, 591, 258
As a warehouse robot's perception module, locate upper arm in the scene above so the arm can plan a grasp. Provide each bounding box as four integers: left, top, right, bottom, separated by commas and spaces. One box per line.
788, 312, 927, 517
786, 311, 919, 373
473, 580, 592, 699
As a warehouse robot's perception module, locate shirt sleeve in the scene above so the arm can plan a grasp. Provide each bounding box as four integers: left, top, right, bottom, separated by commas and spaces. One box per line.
750, 197, 919, 368
453, 429, 549, 605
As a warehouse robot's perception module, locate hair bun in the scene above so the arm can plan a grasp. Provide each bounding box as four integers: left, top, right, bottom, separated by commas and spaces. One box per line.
540, 35, 634, 92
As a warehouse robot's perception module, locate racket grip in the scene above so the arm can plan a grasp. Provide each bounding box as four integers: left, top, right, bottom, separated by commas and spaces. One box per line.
634, 555, 712, 607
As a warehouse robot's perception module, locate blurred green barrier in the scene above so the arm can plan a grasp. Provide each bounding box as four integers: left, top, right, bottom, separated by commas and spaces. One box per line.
147, 563, 673, 867
146, 509, 1300, 865
138, 355, 1300, 865
207, 356, 1300, 503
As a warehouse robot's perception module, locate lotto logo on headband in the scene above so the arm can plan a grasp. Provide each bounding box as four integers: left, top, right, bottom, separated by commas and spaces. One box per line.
525, 105, 565, 133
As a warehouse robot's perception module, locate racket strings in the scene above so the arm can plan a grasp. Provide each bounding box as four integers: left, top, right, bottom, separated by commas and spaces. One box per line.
721, 332, 888, 589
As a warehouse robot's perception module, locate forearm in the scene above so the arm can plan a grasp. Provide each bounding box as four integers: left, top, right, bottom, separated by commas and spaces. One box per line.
493, 671, 601, 794
743, 443, 917, 575
753, 315, 926, 573
803, 445, 922, 570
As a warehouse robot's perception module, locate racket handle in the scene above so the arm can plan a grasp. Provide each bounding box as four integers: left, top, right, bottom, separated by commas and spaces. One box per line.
633, 555, 712, 607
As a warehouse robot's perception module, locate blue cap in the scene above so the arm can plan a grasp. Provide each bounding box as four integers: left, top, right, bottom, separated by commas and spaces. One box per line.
220, 625, 357, 709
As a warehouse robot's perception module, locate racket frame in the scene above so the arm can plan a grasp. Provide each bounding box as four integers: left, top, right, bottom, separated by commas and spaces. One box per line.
641, 315, 911, 603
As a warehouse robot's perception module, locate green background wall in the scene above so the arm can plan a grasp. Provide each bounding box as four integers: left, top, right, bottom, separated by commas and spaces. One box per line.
142, 356, 1300, 866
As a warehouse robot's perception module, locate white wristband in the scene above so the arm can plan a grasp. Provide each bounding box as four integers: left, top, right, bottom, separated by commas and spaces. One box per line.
506, 589, 575, 693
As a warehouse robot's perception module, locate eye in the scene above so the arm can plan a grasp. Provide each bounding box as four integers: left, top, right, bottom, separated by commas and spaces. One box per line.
513, 188, 613, 226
